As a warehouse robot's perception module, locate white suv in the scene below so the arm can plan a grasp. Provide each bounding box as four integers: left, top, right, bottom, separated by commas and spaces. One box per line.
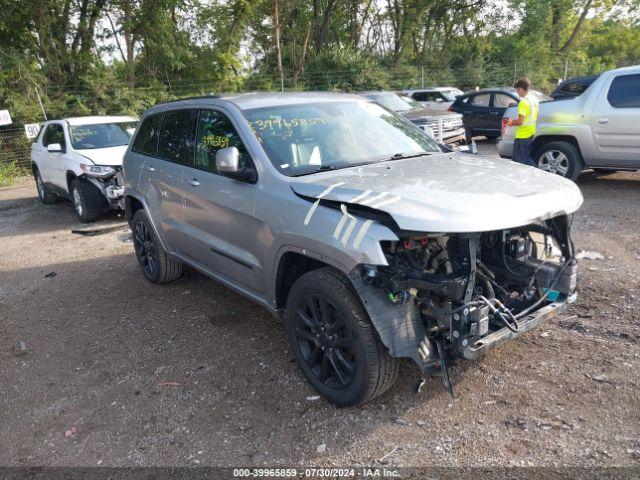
31, 116, 138, 222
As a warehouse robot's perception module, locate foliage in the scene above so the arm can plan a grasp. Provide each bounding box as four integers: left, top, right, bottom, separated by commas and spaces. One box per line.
0, 0, 639, 124
0, 160, 27, 186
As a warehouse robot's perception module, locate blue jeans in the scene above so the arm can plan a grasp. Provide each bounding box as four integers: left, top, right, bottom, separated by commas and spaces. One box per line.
513, 137, 535, 167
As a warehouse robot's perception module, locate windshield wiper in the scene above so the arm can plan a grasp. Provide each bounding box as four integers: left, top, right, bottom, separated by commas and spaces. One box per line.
290, 164, 341, 177
383, 152, 434, 162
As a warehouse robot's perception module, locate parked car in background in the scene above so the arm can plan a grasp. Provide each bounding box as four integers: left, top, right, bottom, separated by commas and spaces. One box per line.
498, 65, 640, 180
123, 92, 582, 406
402, 87, 463, 110
450, 88, 550, 142
362, 91, 465, 144
31, 116, 138, 222
550, 75, 599, 100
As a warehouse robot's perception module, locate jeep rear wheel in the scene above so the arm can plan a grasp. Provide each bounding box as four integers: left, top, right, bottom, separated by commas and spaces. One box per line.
535, 141, 583, 181
34, 169, 57, 204
131, 209, 183, 284
285, 267, 399, 406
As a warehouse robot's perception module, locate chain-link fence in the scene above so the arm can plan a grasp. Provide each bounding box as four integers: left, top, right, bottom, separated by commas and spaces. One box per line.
0, 128, 32, 173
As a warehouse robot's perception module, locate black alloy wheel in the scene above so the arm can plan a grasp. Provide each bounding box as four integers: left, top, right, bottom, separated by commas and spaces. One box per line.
285, 267, 399, 406
133, 220, 157, 277
294, 293, 356, 388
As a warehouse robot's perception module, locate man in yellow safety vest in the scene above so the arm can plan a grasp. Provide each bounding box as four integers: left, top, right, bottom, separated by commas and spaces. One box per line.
506, 77, 539, 167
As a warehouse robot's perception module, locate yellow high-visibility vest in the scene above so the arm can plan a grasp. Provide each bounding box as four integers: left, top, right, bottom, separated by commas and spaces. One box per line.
515, 94, 539, 139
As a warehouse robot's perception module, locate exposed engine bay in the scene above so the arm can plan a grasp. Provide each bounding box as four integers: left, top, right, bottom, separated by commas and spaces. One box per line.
355, 215, 577, 392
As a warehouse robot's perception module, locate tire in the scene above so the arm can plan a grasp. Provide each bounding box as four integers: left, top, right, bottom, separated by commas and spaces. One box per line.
285, 267, 400, 406
34, 169, 57, 204
534, 141, 583, 181
131, 209, 183, 284
70, 178, 105, 223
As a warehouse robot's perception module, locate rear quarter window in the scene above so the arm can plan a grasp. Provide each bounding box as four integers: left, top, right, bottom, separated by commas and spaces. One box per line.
157, 109, 198, 165
607, 74, 640, 108
132, 113, 164, 155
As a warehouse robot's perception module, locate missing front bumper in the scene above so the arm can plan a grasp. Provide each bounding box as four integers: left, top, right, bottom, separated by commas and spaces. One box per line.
459, 300, 569, 360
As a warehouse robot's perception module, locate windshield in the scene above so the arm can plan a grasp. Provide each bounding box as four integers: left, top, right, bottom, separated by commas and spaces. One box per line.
70, 122, 138, 150
399, 95, 423, 109
364, 93, 415, 112
532, 90, 552, 102
243, 100, 441, 176
441, 89, 462, 101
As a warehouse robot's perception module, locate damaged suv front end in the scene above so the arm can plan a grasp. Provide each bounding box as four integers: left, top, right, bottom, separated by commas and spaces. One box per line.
288, 155, 582, 395
245, 95, 583, 401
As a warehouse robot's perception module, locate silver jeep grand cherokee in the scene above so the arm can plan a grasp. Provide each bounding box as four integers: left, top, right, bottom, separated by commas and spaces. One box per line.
123, 92, 583, 406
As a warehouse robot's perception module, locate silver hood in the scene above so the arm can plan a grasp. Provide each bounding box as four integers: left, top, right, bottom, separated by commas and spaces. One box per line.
290, 153, 583, 233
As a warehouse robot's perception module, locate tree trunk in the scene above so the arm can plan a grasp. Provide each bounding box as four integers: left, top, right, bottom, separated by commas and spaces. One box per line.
274, 0, 284, 91
559, 0, 594, 54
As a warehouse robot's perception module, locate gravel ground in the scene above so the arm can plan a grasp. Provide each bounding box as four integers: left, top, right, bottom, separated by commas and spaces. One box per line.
1, 141, 639, 468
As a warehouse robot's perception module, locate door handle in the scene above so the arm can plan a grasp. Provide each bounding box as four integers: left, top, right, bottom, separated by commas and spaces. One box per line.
464, 110, 472, 115
598, 117, 609, 125
188, 178, 200, 187
145, 165, 156, 172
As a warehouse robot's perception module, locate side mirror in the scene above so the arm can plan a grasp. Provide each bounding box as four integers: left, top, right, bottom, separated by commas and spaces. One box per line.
216, 146, 240, 174
215, 146, 257, 183
47, 143, 63, 153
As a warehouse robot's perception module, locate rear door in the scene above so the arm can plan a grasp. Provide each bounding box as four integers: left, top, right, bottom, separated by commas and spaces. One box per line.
591, 72, 640, 166
179, 108, 260, 293
136, 110, 197, 250
463, 93, 492, 132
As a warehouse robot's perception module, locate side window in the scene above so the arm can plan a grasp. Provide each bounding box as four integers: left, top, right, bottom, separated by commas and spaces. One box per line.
157, 110, 198, 165
195, 110, 250, 174
132, 113, 164, 155
493, 94, 518, 108
469, 94, 491, 107
43, 124, 66, 149
562, 81, 582, 94
412, 92, 427, 102
607, 74, 640, 108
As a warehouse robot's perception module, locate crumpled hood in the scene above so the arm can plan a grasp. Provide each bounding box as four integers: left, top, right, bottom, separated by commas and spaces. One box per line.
290, 153, 583, 233
75, 145, 128, 166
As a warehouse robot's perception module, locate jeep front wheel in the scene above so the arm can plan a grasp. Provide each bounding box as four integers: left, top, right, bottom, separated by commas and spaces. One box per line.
285, 267, 399, 406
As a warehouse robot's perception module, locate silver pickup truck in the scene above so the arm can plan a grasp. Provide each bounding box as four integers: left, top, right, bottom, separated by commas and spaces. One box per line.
498, 65, 640, 180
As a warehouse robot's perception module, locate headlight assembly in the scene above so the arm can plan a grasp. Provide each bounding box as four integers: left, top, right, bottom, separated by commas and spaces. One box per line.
80, 164, 116, 178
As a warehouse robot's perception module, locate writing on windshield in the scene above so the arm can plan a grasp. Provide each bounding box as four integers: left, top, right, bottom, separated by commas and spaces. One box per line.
243, 100, 440, 176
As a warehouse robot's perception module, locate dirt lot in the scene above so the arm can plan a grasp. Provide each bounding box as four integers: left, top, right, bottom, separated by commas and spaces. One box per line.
1, 141, 640, 468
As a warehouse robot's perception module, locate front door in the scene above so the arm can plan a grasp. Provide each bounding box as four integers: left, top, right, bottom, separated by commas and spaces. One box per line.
40, 123, 68, 190
180, 108, 261, 293
591, 72, 640, 166
490, 93, 518, 133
